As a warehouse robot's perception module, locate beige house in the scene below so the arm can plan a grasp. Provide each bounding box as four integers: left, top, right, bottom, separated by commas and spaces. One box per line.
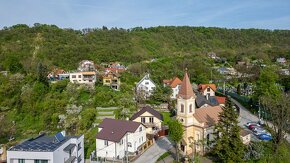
240, 129, 251, 145
130, 106, 163, 135
69, 71, 97, 84
176, 70, 223, 155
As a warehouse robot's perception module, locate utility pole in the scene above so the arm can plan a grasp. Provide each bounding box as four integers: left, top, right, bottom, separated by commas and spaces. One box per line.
258, 99, 261, 121
126, 133, 129, 163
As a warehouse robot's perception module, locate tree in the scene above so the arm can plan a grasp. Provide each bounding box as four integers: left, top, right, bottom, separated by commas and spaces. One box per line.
37, 62, 49, 86
237, 84, 241, 95
168, 119, 184, 162
260, 93, 290, 152
212, 97, 245, 162
254, 67, 280, 100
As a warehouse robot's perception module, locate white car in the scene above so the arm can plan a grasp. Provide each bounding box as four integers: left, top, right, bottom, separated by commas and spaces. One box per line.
253, 127, 266, 133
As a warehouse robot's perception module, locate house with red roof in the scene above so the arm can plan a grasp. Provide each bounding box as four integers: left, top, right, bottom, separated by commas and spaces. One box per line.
198, 84, 217, 97
96, 118, 146, 160
163, 77, 182, 99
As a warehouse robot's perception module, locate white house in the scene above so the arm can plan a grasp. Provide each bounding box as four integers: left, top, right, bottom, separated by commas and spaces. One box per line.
130, 106, 163, 135
276, 57, 286, 65
163, 77, 182, 99
198, 84, 217, 97
7, 132, 84, 163
96, 118, 146, 160
136, 74, 156, 98
69, 72, 96, 84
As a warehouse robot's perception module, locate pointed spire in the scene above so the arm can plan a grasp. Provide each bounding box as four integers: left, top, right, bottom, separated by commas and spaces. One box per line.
178, 68, 195, 99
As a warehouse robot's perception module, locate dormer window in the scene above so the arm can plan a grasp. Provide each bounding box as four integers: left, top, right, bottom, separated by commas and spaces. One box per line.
181, 104, 184, 113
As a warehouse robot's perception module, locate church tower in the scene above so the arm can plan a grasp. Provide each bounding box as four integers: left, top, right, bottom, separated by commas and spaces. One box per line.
176, 69, 196, 127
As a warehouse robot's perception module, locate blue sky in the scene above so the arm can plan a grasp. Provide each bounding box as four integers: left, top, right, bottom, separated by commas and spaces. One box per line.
1, 0, 290, 29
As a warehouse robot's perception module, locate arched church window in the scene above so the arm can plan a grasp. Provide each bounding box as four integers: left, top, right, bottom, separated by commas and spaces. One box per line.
181, 104, 184, 113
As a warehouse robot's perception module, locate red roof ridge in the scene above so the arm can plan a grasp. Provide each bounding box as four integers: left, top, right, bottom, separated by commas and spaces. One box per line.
199, 84, 217, 92
178, 69, 195, 99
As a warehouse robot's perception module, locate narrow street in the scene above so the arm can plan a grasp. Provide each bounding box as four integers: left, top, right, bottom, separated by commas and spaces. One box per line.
133, 136, 173, 163
232, 98, 290, 143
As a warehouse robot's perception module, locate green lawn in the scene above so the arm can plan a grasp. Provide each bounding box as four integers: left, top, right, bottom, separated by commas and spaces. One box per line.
161, 112, 171, 125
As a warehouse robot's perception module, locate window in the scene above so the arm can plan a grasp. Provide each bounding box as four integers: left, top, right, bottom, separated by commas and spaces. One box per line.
72, 75, 76, 78
139, 127, 142, 132
141, 117, 145, 123
34, 160, 48, 163
78, 142, 81, 150
104, 140, 108, 146
207, 87, 210, 92
189, 104, 192, 113
149, 117, 154, 123
119, 139, 123, 145
105, 80, 110, 83
18, 159, 25, 163
78, 75, 81, 78
145, 82, 149, 85
128, 142, 132, 147
142, 136, 143, 142
181, 104, 184, 113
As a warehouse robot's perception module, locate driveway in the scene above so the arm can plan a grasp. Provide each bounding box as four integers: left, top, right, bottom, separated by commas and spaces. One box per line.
232, 98, 290, 143
134, 136, 173, 163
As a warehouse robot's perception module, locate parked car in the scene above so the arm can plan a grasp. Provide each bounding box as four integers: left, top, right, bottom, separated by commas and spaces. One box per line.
253, 127, 266, 133
249, 124, 260, 130
258, 134, 272, 141
245, 122, 259, 128
254, 130, 271, 136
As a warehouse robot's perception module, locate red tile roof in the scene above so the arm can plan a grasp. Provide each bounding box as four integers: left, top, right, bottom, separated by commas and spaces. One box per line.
163, 77, 182, 88
178, 70, 195, 99
216, 96, 226, 104
193, 106, 223, 127
199, 84, 217, 92
97, 118, 142, 142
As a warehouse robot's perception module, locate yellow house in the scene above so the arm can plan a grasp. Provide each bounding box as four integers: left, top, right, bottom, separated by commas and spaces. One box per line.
103, 71, 121, 90
176, 70, 223, 156
130, 106, 163, 135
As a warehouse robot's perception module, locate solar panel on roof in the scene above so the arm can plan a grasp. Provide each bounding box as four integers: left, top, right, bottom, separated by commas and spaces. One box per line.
55, 132, 65, 142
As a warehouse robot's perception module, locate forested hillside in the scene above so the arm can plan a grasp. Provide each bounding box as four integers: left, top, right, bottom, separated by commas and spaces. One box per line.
1, 24, 290, 158
1, 24, 290, 72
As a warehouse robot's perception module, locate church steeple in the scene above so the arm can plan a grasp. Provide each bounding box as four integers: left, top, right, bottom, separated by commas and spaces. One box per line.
178, 68, 195, 99
176, 69, 196, 126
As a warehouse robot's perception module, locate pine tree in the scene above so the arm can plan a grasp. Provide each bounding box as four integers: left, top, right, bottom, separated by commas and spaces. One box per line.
212, 97, 245, 162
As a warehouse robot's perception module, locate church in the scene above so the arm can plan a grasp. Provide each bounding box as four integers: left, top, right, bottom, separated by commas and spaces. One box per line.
176, 69, 223, 155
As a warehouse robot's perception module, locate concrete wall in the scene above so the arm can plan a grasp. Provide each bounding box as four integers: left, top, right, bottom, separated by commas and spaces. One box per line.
7, 151, 53, 163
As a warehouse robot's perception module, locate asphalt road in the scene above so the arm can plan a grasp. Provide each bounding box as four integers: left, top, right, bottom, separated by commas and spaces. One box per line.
232, 98, 290, 143
133, 136, 173, 163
